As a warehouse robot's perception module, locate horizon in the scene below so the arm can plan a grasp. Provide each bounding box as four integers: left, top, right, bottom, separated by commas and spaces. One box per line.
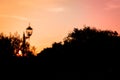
1, 0, 120, 55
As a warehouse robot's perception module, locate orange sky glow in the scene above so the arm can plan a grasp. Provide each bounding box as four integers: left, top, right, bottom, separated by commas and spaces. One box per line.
0, 0, 120, 54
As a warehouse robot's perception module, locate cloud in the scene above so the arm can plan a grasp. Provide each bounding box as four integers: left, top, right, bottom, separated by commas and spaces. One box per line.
105, 0, 120, 10
11, 15, 28, 21
47, 7, 65, 12
0, 14, 28, 21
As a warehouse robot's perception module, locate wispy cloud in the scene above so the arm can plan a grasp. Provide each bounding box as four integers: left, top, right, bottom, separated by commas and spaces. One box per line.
11, 15, 28, 21
0, 14, 28, 21
47, 7, 65, 12
105, 0, 120, 10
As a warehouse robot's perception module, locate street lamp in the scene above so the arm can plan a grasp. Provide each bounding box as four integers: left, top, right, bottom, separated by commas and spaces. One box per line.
26, 25, 33, 38
22, 24, 33, 56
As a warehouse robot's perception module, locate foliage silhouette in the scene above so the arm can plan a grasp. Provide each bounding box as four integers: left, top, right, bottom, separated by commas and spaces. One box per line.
0, 32, 35, 64
1, 26, 119, 79
37, 27, 120, 73
0, 26, 120, 75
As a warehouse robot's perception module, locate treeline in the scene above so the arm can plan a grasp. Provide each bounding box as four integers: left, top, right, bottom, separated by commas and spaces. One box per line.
37, 27, 120, 72
0, 27, 120, 72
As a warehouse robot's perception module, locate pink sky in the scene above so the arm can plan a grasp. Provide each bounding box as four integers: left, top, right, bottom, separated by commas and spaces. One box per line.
0, 0, 120, 54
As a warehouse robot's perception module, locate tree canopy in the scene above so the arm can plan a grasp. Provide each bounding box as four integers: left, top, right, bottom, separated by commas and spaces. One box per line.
37, 27, 120, 72
0, 32, 35, 64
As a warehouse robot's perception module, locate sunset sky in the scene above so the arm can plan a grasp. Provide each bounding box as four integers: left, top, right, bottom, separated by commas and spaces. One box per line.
0, 0, 120, 54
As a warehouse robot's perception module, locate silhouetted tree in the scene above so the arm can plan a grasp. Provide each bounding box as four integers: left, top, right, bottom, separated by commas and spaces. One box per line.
0, 32, 35, 64
37, 26, 120, 73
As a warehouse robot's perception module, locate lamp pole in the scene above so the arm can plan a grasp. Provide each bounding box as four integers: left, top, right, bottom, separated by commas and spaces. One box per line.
22, 32, 26, 56
22, 24, 33, 56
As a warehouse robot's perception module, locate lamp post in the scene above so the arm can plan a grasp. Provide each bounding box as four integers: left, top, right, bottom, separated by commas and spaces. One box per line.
22, 24, 33, 56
